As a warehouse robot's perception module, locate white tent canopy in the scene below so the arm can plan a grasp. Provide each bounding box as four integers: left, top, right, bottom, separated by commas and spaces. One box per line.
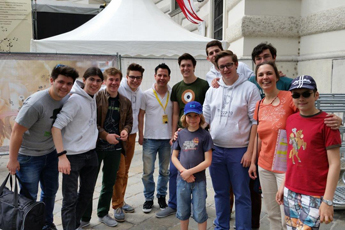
31, 0, 226, 57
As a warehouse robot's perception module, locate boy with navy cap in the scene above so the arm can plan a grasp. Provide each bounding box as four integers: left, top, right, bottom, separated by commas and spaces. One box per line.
171, 101, 213, 230
276, 75, 341, 229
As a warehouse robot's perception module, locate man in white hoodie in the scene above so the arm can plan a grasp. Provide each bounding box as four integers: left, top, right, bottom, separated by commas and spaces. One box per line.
112, 63, 144, 222
205, 40, 253, 86
203, 51, 261, 230
52, 67, 103, 230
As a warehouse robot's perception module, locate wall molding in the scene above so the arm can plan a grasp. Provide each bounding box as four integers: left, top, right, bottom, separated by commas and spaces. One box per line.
300, 7, 345, 36
226, 15, 300, 42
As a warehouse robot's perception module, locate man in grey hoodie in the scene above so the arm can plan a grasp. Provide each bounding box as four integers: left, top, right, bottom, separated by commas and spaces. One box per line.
52, 67, 103, 230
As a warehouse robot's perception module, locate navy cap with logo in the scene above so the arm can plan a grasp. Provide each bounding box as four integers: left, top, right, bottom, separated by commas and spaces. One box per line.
184, 101, 203, 115
289, 75, 317, 91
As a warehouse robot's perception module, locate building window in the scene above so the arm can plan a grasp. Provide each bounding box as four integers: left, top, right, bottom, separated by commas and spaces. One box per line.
169, 0, 181, 17
214, 0, 223, 39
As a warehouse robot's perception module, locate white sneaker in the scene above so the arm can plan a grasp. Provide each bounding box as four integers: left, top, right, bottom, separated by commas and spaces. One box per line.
99, 214, 118, 227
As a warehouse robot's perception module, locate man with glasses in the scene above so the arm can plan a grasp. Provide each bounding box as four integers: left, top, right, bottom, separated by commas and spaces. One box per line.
156, 53, 209, 218
112, 63, 145, 222
138, 63, 172, 213
52, 67, 103, 230
204, 50, 261, 230
7, 64, 78, 230
206, 40, 253, 86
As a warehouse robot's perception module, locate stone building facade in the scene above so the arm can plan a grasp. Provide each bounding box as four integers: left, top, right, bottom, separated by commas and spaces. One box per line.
153, 0, 345, 93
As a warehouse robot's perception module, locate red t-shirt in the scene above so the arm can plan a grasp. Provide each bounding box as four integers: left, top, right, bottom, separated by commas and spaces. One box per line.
285, 111, 342, 196
254, 91, 297, 172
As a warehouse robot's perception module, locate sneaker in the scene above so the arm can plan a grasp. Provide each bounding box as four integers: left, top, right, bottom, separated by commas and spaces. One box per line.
158, 196, 167, 210
42, 223, 57, 230
142, 200, 153, 213
155, 206, 176, 218
99, 214, 118, 227
80, 220, 90, 228
114, 207, 125, 222
122, 202, 135, 213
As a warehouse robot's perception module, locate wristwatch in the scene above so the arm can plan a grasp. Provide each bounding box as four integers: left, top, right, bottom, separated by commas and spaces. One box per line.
322, 198, 333, 206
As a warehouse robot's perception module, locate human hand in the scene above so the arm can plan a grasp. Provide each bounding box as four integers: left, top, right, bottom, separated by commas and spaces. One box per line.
173, 128, 182, 141
276, 185, 284, 205
7, 159, 20, 175
324, 114, 342, 130
120, 130, 128, 141
241, 151, 251, 168
248, 163, 257, 180
185, 175, 195, 183
211, 78, 220, 88
319, 202, 334, 224
139, 135, 144, 145
180, 169, 193, 181
58, 155, 71, 175
279, 70, 285, 77
106, 133, 120, 145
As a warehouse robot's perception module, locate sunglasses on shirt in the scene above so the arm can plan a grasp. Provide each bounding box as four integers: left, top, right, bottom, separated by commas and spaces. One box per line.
291, 91, 313, 99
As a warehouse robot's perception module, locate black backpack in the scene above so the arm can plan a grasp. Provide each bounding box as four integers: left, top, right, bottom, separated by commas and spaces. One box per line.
0, 173, 45, 230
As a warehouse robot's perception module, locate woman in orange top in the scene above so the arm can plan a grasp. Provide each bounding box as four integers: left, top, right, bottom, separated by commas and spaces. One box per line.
249, 61, 342, 230
249, 61, 295, 230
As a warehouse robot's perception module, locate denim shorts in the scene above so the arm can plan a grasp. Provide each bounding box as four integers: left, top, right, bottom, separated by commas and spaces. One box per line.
176, 177, 208, 223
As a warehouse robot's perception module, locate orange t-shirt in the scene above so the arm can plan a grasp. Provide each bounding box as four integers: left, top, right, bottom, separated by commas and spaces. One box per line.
254, 91, 297, 172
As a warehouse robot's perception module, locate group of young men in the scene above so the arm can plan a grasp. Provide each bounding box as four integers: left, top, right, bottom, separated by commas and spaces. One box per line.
7, 39, 332, 230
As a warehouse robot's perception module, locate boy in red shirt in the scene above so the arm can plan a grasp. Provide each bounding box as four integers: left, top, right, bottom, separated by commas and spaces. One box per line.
276, 75, 341, 230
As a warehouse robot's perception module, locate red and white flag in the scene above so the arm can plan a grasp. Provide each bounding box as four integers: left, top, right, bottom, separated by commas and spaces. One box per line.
176, 0, 203, 24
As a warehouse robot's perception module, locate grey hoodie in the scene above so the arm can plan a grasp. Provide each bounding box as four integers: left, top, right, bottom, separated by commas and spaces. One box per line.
53, 80, 98, 155
203, 73, 261, 148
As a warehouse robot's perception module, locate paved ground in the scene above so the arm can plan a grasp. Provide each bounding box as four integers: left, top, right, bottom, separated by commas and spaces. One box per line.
1, 143, 345, 229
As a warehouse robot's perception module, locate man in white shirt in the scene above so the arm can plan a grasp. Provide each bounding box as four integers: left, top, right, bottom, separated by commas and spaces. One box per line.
112, 63, 145, 222
138, 63, 173, 213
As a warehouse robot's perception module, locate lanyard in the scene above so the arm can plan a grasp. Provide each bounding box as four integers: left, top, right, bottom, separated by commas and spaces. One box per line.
153, 89, 169, 113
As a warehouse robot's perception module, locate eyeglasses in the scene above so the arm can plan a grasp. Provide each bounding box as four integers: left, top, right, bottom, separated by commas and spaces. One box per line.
128, 76, 142, 81
291, 91, 313, 99
219, 62, 234, 71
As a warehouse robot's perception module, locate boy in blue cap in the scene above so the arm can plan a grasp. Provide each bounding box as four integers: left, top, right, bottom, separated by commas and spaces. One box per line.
171, 101, 213, 230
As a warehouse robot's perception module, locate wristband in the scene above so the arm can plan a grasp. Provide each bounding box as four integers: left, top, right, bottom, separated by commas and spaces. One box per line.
57, 150, 67, 157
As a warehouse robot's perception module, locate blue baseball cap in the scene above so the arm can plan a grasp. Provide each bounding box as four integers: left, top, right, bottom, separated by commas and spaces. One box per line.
289, 75, 317, 91
184, 101, 203, 115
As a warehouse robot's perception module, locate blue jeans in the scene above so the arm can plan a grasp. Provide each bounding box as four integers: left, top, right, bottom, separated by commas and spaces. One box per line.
176, 178, 208, 223
168, 152, 178, 209
210, 146, 251, 230
61, 150, 98, 230
17, 150, 59, 226
142, 139, 170, 201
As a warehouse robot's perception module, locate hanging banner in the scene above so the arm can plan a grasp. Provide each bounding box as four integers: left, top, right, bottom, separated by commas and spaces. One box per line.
0, 54, 117, 148
0, 0, 32, 52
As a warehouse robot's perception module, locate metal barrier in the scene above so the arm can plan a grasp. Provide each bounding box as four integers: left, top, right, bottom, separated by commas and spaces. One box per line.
316, 94, 345, 209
